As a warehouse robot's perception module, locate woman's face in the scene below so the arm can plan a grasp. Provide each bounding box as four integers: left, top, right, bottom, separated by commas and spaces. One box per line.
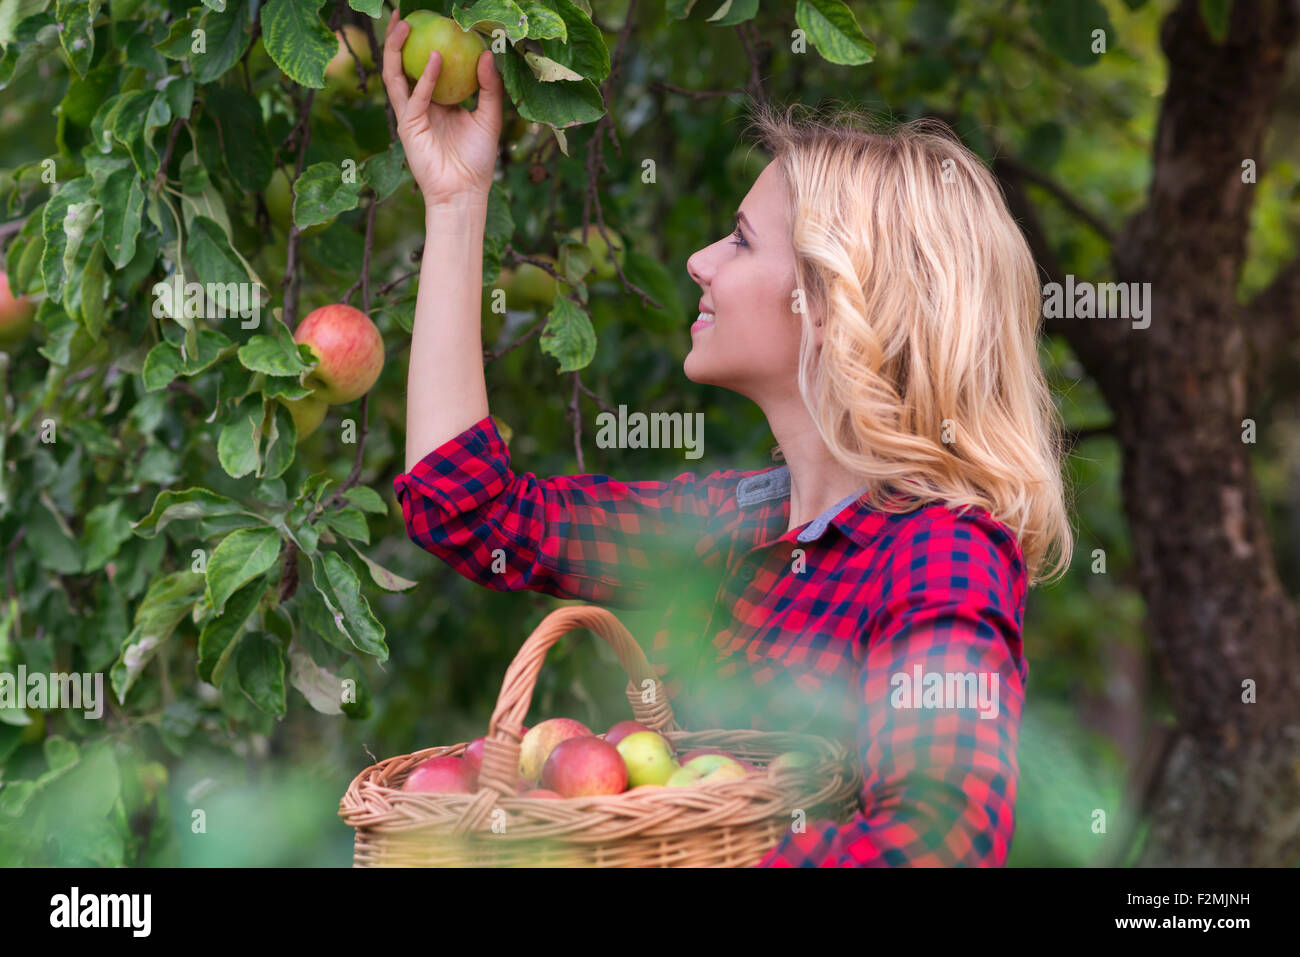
684, 162, 808, 401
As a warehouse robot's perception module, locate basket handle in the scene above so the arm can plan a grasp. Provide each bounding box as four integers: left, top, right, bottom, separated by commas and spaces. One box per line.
452, 604, 684, 834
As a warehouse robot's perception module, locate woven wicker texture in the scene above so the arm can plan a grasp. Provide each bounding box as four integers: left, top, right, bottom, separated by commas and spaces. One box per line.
340, 604, 862, 867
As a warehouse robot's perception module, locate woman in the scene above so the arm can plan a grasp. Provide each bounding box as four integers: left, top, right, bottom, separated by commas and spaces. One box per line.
382, 12, 1073, 866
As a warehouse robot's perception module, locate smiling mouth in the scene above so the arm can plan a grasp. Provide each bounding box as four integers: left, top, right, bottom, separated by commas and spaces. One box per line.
691, 313, 715, 333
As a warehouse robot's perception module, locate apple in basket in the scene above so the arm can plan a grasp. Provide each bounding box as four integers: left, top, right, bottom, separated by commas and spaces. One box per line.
603, 720, 655, 748
463, 726, 530, 776
540, 736, 628, 797
665, 753, 749, 787
519, 718, 593, 781
402, 755, 476, 793
768, 751, 816, 774
521, 788, 563, 799
615, 731, 679, 787
677, 748, 761, 774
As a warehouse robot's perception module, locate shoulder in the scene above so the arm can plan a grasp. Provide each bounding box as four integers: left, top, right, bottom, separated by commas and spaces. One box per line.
869, 501, 1028, 612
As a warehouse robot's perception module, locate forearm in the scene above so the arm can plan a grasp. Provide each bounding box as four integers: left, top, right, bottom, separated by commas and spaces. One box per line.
404, 195, 491, 472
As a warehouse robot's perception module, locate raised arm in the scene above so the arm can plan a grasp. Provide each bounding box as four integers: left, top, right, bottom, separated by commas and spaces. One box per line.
754, 509, 1029, 867
379, 10, 503, 470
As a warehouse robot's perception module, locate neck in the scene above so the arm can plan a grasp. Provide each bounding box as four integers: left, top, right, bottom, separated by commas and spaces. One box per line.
760, 399, 867, 533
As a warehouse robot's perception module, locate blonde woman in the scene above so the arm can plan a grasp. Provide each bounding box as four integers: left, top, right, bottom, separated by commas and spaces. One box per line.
384, 11, 1071, 866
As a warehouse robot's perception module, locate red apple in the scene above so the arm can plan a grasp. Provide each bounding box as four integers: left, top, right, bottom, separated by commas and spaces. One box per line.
521, 788, 563, 799
0, 272, 35, 346
402, 755, 475, 793
293, 303, 384, 404
604, 720, 656, 749
541, 736, 628, 797
518, 718, 592, 782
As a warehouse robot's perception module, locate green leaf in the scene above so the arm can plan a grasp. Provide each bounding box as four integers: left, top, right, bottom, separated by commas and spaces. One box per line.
40, 177, 94, 304
56, 0, 96, 78
78, 243, 108, 339
100, 167, 145, 269
141, 329, 236, 390
342, 486, 386, 514
795, 0, 874, 65
1030, 0, 1112, 68
193, 0, 255, 83
205, 526, 282, 615
304, 550, 387, 660
81, 500, 134, 572
186, 214, 250, 286
236, 633, 286, 714
521, 2, 566, 40
237, 334, 312, 376
288, 641, 343, 714
293, 161, 362, 227
1198, 0, 1231, 44
347, 0, 382, 17
197, 576, 267, 685
344, 539, 419, 592
453, 0, 530, 44
538, 0, 608, 83
110, 570, 206, 703
260, 399, 296, 480
707, 0, 758, 26
203, 85, 273, 191
133, 487, 258, 539
28, 495, 82, 573
322, 506, 369, 544
260, 0, 335, 89
539, 296, 595, 372
217, 395, 264, 478
499, 46, 604, 129
360, 141, 406, 202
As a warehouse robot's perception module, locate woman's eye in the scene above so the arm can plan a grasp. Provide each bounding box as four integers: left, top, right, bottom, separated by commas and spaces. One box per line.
731, 226, 747, 247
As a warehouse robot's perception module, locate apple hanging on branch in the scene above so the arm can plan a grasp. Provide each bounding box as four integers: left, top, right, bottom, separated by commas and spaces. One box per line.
400, 11, 488, 106
293, 304, 385, 404
0, 271, 35, 347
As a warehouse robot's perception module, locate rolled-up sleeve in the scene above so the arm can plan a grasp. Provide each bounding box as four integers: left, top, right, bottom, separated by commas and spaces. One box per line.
754, 509, 1028, 867
394, 414, 742, 607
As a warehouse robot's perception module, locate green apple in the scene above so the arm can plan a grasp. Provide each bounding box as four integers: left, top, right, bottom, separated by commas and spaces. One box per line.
278, 394, 328, 441
768, 751, 815, 774
400, 10, 487, 106
565, 227, 625, 282
666, 753, 748, 786
615, 731, 679, 788
264, 168, 331, 236
325, 25, 376, 100
503, 256, 561, 309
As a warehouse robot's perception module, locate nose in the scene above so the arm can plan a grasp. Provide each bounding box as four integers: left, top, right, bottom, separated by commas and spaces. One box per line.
686, 244, 713, 289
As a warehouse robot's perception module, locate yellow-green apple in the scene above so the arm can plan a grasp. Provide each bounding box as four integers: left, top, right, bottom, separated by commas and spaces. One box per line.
325, 25, 375, 100
768, 751, 815, 775
540, 736, 628, 797
679, 748, 760, 773
518, 717, 592, 782
615, 731, 679, 788
278, 394, 327, 441
402, 755, 476, 793
665, 753, 749, 787
566, 227, 625, 282
603, 720, 655, 748
0, 272, 36, 346
400, 11, 487, 105
293, 303, 385, 404
502, 257, 560, 309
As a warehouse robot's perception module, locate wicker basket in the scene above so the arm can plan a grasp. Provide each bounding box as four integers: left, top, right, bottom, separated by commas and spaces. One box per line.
339, 604, 862, 867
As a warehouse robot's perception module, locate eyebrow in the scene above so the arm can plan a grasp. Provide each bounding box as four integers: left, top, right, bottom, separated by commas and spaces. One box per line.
734, 210, 756, 238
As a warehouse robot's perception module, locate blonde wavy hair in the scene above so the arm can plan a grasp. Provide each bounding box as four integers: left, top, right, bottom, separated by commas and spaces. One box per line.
745, 102, 1073, 585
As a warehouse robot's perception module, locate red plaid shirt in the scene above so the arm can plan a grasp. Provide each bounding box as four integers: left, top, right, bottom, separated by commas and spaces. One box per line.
393, 414, 1029, 866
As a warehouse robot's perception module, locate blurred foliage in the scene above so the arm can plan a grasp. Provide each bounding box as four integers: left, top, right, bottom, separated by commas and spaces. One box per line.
1, 0, 1298, 867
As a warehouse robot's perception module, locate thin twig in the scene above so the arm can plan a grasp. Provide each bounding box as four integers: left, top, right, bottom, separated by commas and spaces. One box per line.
569, 372, 584, 471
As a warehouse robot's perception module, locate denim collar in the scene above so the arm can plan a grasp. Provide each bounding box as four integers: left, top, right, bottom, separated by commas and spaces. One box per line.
736, 466, 869, 543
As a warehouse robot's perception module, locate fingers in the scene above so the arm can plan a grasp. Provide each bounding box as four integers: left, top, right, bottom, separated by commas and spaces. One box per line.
406, 46, 442, 120
382, 11, 411, 115
472, 50, 503, 134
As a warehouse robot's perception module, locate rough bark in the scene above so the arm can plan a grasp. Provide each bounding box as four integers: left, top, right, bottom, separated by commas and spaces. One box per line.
1003, 0, 1300, 865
